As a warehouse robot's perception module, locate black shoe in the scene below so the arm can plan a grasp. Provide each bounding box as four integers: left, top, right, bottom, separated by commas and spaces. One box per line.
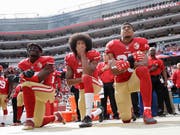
79, 116, 92, 128
0, 122, 5, 127
132, 113, 136, 121
168, 110, 173, 115
98, 106, 104, 122
157, 110, 164, 116
158, 113, 166, 117
75, 118, 81, 122
113, 113, 120, 120
104, 116, 109, 120
75, 120, 81, 122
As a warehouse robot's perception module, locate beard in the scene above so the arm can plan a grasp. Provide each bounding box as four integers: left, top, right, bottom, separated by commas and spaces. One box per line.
124, 35, 132, 39
30, 54, 38, 58
29, 54, 40, 63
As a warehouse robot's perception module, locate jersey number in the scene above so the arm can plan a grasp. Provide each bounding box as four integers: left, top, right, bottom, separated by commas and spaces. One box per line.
0, 80, 6, 89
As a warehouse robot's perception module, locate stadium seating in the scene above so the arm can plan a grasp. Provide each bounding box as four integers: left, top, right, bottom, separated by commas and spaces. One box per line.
0, 0, 179, 66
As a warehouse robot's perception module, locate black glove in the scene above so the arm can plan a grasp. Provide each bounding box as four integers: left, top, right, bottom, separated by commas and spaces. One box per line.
60, 71, 66, 79
23, 69, 35, 78
127, 55, 135, 69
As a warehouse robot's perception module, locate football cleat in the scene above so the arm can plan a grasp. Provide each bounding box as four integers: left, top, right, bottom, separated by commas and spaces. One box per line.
143, 109, 157, 124
22, 120, 35, 130
0, 122, 5, 127
79, 115, 92, 128
132, 113, 137, 121
113, 113, 120, 120
11, 122, 22, 126
54, 111, 66, 124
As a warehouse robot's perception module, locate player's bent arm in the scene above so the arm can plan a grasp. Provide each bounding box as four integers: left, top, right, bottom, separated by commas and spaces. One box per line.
66, 65, 82, 86
81, 52, 92, 75
38, 64, 54, 82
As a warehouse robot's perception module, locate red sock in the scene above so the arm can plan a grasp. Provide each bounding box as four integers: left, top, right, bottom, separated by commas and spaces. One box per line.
41, 115, 55, 127
82, 74, 94, 93
22, 86, 35, 118
17, 106, 23, 121
3, 109, 8, 115
136, 66, 152, 107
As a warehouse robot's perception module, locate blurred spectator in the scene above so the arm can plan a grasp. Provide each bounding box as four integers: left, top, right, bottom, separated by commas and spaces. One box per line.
97, 53, 119, 120
0, 65, 9, 127
172, 63, 180, 97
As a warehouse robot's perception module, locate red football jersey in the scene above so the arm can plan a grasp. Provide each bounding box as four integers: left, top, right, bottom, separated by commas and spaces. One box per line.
172, 69, 180, 88
18, 56, 55, 86
65, 53, 83, 89
97, 62, 114, 83
105, 37, 149, 82
148, 56, 165, 76
65, 53, 83, 79
65, 50, 100, 89
0, 76, 9, 95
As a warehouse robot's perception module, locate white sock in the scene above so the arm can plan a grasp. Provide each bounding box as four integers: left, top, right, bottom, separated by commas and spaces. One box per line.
85, 93, 94, 117
55, 115, 58, 121
144, 107, 151, 110
2, 115, 7, 123
26, 118, 34, 122
92, 108, 102, 117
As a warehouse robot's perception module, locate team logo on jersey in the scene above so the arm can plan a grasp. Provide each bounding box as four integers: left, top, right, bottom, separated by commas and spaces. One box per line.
134, 42, 140, 50
0, 80, 6, 89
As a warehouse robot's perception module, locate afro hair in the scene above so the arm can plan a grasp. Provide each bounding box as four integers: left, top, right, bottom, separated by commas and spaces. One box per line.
68, 33, 92, 56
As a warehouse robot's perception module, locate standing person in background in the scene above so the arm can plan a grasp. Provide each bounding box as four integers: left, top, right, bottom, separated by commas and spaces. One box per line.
131, 92, 140, 119
18, 43, 65, 130
172, 63, 180, 97
4, 67, 24, 126
97, 53, 119, 120
105, 22, 157, 124
0, 65, 9, 127
54, 70, 63, 97
148, 47, 173, 116
65, 33, 104, 128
